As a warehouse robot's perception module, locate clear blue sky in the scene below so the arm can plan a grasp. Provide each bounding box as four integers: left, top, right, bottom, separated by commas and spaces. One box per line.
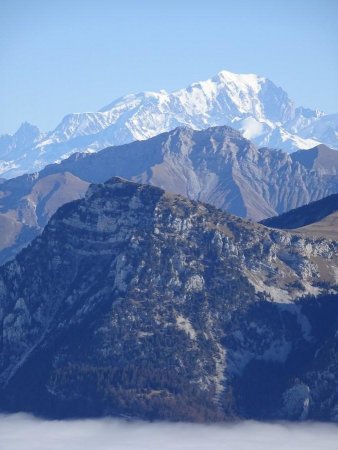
0, 0, 337, 135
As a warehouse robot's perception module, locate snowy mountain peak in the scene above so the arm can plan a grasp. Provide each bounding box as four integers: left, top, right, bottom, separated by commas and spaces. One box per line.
214, 69, 265, 89
0, 69, 337, 178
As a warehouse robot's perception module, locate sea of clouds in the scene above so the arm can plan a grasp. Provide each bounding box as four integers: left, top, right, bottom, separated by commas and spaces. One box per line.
1, 414, 338, 450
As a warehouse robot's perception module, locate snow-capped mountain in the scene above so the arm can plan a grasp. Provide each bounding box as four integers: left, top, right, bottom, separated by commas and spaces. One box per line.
1, 70, 337, 178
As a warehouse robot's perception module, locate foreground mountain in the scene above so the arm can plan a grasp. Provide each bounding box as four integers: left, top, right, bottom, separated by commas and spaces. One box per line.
1, 70, 337, 178
1, 126, 338, 265
0, 177, 337, 421
262, 194, 338, 241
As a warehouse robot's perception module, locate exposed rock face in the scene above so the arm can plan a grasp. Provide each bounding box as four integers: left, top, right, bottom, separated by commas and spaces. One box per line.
0, 177, 337, 421
1, 70, 337, 179
0, 126, 337, 266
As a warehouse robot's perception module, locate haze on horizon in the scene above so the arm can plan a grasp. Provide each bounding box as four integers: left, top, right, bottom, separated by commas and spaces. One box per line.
0, 0, 337, 135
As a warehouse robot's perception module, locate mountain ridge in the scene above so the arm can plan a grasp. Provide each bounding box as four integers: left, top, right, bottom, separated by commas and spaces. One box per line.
0, 125, 337, 265
261, 194, 338, 240
1, 69, 337, 179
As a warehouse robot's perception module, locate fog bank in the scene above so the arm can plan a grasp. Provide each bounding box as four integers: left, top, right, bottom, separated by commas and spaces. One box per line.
1, 414, 338, 450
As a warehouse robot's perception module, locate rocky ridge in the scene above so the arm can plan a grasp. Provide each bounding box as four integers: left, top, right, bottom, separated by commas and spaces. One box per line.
0, 126, 337, 266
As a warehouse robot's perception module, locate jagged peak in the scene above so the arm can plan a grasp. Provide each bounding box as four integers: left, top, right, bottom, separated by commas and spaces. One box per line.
14, 121, 40, 136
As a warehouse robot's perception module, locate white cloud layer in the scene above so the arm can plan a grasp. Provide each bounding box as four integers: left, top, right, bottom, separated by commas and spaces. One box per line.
1, 414, 338, 450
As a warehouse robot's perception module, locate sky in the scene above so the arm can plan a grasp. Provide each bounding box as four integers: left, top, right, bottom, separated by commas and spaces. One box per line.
1, 414, 338, 450
0, 0, 337, 135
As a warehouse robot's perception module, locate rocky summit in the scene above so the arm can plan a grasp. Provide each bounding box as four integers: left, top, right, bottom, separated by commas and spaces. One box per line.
0, 178, 337, 421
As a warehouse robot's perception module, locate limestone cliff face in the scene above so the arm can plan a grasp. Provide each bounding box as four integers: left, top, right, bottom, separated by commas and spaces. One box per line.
0, 178, 337, 421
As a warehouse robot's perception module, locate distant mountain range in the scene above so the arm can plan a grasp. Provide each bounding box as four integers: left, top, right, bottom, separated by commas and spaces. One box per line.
1, 70, 337, 178
0, 177, 337, 421
1, 126, 337, 265
262, 193, 338, 241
